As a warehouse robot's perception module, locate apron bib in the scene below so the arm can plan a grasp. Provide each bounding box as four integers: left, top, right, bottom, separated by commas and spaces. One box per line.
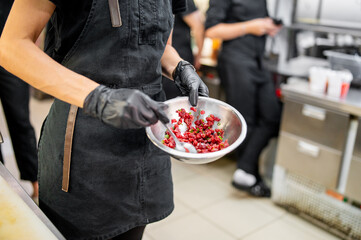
38, 0, 174, 239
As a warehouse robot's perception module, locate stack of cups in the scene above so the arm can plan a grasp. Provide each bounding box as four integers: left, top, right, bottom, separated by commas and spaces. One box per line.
309, 67, 328, 93
327, 70, 353, 98
308, 67, 353, 98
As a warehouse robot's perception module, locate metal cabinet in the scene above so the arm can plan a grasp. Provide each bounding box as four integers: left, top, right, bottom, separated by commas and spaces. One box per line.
280, 100, 349, 150
273, 80, 361, 239
276, 99, 348, 189
353, 119, 361, 158
345, 119, 361, 202
277, 132, 342, 188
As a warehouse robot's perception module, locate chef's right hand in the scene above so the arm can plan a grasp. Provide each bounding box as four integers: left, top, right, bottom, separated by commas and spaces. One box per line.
83, 85, 169, 129
247, 18, 281, 37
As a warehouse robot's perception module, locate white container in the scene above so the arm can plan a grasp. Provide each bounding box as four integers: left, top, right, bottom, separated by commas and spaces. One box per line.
327, 70, 342, 98
309, 67, 328, 93
327, 70, 353, 98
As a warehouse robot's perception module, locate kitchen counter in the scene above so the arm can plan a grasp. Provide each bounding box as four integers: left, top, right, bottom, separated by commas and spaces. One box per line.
282, 78, 361, 116
0, 162, 65, 240
280, 77, 361, 194
273, 78, 361, 239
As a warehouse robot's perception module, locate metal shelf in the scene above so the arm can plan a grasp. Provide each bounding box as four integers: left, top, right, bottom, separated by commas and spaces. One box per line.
286, 23, 361, 37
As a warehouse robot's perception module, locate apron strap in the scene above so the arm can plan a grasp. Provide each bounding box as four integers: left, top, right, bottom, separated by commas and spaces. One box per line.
62, 104, 79, 192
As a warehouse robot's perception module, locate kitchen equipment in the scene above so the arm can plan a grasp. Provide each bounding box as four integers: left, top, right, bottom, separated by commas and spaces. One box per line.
308, 67, 329, 93
146, 97, 247, 164
162, 122, 197, 153
324, 49, 361, 87
272, 18, 283, 26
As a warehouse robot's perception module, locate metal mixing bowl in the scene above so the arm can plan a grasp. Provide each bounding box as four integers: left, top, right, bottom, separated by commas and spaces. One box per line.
146, 97, 247, 164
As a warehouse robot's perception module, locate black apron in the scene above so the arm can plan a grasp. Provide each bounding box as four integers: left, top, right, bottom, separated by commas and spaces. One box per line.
38, 0, 174, 239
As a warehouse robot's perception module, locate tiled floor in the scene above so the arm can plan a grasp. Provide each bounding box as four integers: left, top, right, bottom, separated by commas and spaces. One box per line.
0, 96, 341, 240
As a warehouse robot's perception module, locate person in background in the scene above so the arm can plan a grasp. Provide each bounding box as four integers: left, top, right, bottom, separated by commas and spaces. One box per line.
0, 0, 208, 239
0, 0, 38, 199
205, 0, 282, 197
162, 0, 205, 99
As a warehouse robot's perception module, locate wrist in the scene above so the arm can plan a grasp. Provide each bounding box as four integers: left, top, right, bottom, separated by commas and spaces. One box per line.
241, 22, 249, 36
172, 60, 195, 80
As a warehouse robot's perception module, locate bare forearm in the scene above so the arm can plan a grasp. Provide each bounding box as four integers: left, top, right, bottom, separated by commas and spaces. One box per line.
193, 23, 204, 58
206, 18, 280, 41
0, 0, 98, 107
0, 39, 98, 107
205, 22, 248, 41
161, 44, 182, 80
184, 11, 204, 58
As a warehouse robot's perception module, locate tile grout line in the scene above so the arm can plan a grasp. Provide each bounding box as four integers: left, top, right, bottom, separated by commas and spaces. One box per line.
195, 209, 241, 240
236, 214, 286, 240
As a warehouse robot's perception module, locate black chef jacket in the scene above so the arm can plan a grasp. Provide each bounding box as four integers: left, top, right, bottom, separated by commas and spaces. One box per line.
205, 0, 269, 59
172, 0, 198, 63
0, 0, 13, 34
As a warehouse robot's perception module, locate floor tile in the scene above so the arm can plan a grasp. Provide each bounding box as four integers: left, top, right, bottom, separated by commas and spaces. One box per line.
146, 213, 235, 240
185, 156, 237, 183
251, 198, 287, 218
171, 158, 198, 183
174, 173, 234, 210
199, 197, 279, 239
282, 213, 341, 240
242, 217, 322, 240
29, 98, 53, 138
147, 197, 193, 230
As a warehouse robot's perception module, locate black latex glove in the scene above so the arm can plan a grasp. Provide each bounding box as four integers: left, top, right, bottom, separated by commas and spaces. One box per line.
173, 61, 209, 106
83, 85, 169, 129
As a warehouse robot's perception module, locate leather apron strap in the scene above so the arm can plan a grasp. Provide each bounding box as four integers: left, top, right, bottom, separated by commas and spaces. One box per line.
62, 104, 79, 192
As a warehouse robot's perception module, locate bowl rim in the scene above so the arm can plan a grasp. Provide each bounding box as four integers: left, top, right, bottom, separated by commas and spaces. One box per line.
145, 96, 247, 159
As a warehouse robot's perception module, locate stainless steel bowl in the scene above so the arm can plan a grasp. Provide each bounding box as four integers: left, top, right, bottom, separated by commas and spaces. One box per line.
146, 97, 247, 164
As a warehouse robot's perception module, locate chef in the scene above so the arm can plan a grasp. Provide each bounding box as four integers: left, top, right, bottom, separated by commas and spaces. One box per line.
0, 0, 209, 239
205, 0, 281, 197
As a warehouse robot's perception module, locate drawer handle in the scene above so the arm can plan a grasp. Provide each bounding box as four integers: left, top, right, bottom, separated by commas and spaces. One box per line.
302, 105, 326, 121
297, 141, 320, 158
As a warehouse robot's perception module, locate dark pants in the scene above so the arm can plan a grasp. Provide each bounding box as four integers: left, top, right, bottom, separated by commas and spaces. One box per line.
218, 56, 281, 178
162, 76, 182, 100
0, 67, 38, 182
112, 226, 146, 240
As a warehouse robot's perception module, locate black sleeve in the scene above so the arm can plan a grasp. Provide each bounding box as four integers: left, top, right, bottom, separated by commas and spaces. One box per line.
172, 0, 187, 14
48, 0, 61, 8
205, 0, 231, 30
265, 0, 269, 17
179, 0, 197, 17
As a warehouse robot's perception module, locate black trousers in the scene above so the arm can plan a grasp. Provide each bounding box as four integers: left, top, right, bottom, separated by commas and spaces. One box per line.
0, 67, 38, 182
111, 226, 146, 240
218, 56, 281, 178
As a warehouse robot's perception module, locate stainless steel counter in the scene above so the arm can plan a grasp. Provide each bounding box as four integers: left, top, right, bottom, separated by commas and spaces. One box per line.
280, 77, 361, 195
282, 78, 361, 116
273, 77, 361, 239
0, 162, 65, 240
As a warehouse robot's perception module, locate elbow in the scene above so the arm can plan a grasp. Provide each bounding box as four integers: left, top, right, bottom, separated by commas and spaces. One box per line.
0, 36, 20, 71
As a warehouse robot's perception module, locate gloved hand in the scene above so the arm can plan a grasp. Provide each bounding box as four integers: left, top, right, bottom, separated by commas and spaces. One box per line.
83, 85, 169, 129
173, 61, 209, 106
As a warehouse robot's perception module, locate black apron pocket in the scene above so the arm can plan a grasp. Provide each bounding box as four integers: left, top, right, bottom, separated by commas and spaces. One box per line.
138, 0, 157, 45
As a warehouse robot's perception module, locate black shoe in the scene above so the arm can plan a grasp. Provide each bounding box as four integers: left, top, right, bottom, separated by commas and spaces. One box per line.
232, 180, 271, 198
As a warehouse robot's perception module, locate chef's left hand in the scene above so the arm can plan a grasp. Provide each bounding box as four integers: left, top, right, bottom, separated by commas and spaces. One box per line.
173, 60, 209, 106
